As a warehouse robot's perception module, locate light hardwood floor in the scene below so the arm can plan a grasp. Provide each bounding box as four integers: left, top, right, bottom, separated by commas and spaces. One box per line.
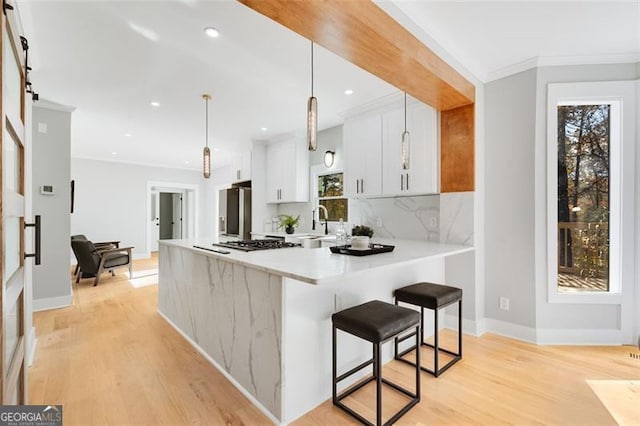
30, 255, 640, 425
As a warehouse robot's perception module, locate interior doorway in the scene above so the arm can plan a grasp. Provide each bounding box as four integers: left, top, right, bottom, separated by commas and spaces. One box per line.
146, 181, 199, 255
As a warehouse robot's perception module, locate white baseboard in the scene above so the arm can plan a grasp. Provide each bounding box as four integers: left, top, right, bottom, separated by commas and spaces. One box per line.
134, 252, 150, 260
156, 309, 281, 425
33, 294, 73, 312
27, 326, 37, 367
444, 314, 483, 337
479, 318, 538, 343
536, 328, 622, 345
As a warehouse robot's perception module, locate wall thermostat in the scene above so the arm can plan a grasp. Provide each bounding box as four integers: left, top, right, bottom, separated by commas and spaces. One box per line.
40, 185, 55, 195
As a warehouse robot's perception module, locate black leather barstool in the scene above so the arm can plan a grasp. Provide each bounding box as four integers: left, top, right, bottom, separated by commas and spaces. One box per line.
394, 282, 462, 377
332, 300, 421, 426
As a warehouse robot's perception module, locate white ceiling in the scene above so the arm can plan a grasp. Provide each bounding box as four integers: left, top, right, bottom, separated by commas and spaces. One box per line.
391, 1, 640, 82
17, 1, 640, 171
18, 0, 398, 170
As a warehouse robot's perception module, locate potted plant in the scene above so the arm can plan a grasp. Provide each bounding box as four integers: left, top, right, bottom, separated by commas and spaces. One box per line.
351, 225, 374, 238
278, 214, 300, 234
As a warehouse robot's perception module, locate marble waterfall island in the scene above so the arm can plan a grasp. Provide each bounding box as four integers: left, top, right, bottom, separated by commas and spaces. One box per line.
158, 239, 472, 424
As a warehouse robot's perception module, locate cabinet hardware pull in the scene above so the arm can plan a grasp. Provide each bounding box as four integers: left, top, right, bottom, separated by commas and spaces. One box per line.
24, 215, 41, 265
406, 173, 409, 190
356, 179, 359, 194
361, 179, 364, 193
401, 174, 404, 191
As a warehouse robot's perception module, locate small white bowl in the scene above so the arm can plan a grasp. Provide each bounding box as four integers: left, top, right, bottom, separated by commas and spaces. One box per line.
351, 236, 370, 250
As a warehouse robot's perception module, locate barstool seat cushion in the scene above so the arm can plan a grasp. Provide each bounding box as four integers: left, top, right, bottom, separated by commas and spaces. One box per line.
332, 300, 420, 343
394, 282, 462, 310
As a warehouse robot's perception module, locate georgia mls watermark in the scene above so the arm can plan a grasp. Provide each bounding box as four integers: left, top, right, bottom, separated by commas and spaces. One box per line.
0, 405, 62, 426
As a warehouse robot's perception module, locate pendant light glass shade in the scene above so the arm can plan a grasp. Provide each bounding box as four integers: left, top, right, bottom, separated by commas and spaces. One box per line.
307, 41, 317, 151
308, 96, 317, 151
202, 94, 212, 179
203, 146, 211, 178
402, 92, 410, 170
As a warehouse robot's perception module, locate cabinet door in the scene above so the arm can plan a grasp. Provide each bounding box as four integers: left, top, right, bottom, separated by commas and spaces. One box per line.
382, 108, 405, 195
344, 114, 382, 197
231, 152, 252, 183
277, 141, 296, 202
266, 143, 283, 203
405, 103, 438, 195
382, 103, 439, 196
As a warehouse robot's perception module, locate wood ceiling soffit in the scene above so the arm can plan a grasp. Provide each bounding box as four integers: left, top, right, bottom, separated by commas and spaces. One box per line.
238, 0, 475, 111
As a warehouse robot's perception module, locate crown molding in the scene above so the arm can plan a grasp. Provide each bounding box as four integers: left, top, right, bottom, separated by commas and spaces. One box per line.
35, 98, 76, 113
485, 53, 640, 83
71, 155, 202, 173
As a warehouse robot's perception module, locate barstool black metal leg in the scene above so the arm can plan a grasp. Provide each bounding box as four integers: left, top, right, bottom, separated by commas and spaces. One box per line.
375, 343, 382, 426
415, 324, 421, 401
434, 307, 439, 377
458, 299, 463, 356
332, 325, 337, 404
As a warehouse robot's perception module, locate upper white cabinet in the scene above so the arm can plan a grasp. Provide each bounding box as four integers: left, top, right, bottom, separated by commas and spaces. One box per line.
344, 113, 382, 198
266, 135, 309, 203
231, 151, 252, 183
382, 102, 439, 195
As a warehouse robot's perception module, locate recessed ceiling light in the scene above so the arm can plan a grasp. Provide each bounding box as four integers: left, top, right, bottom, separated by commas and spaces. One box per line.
124, 133, 132, 137
213, 148, 221, 152
184, 160, 190, 165
204, 27, 219, 38
344, 89, 354, 95
150, 101, 160, 107
111, 151, 118, 155
261, 127, 268, 131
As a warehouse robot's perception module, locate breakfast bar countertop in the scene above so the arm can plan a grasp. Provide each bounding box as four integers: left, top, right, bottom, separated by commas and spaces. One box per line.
160, 238, 473, 285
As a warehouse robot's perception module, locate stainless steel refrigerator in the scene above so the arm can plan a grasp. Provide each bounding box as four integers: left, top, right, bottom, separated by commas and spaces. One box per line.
219, 187, 251, 239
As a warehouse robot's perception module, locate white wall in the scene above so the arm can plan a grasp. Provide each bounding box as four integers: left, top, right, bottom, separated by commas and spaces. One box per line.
484, 68, 538, 330
533, 63, 639, 343
484, 62, 639, 343
71, 158, 215, 258
32, 104, 73, 310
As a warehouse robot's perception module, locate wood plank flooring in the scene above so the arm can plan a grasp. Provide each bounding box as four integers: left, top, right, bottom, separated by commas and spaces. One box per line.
29, 255, 640, 425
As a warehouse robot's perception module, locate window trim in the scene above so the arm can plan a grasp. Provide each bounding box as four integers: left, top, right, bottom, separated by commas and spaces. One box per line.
546, 82, 628, 304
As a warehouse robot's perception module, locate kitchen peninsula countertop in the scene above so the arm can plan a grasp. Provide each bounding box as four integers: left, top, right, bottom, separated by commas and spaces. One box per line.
161, 238, 473, 285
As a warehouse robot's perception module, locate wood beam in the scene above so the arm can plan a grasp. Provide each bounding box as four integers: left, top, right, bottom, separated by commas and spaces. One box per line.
238, 0, 475, 111
441, 104, 475, 192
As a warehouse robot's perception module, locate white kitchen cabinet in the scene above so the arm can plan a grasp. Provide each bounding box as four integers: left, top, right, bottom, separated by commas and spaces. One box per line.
266, 136, 309, 203
230, 151, 251, 183
382, 102, 439, 196
344, 113, 382, 198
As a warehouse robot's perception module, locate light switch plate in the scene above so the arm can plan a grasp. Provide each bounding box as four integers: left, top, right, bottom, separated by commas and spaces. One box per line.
37, 122, 47, 134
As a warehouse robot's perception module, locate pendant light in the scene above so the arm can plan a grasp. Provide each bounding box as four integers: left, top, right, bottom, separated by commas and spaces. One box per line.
202, 94, 211, 179
402, 92, 410, 170
307, 41, 317, 151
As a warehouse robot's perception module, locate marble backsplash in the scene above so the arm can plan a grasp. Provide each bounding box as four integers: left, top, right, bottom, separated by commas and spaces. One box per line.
276, 192, 474, 246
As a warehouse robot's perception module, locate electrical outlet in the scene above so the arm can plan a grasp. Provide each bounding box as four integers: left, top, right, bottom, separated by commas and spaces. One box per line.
376, 218, 382, 227
499, 297, 510, 311
429, 216, 438, 228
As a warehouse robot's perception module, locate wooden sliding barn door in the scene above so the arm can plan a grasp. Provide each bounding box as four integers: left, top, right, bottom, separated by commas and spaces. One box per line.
1, 3, 29, 404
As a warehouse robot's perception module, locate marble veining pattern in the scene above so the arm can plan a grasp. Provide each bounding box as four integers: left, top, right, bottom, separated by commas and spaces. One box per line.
158, 245, 283, 420
349, 195, 440, 241
439, 192, 474, 245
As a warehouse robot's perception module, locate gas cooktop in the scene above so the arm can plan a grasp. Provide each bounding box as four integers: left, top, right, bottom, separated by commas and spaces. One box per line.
212, 239, 300, 252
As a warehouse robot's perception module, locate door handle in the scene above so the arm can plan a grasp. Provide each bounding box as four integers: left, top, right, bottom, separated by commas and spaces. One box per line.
24, 215, 41, 266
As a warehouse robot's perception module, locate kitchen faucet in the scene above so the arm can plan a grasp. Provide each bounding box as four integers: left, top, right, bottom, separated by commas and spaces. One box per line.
317, 205, 329, 235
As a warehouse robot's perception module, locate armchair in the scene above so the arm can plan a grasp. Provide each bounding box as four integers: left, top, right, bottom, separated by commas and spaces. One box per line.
71, 234, 120, 277
71, 239, 133, 286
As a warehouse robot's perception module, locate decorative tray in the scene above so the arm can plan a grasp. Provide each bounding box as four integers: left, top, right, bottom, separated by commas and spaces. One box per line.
329, 244, 395, 256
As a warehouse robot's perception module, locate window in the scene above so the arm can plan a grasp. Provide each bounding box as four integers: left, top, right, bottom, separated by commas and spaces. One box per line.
546, 80, 636, 305
317, 172, 348, 222
556, 104, 611, 293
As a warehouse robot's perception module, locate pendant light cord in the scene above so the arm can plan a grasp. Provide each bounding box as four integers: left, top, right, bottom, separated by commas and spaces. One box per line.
311, 41, 314, 97
205, 97, 209, 148
404, 92, 407, 132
